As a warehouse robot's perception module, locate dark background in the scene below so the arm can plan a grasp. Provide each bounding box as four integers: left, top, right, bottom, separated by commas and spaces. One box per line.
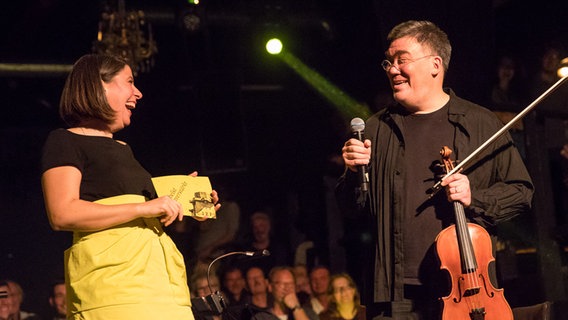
1, 0, 568, 318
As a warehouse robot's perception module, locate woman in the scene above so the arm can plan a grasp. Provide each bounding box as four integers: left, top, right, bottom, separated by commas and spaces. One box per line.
41, 54, 219, 319
319, 274, 365, 320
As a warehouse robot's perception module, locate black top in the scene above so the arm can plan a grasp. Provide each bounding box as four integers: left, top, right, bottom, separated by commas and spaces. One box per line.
400, 104, 454, 284
41, 128, 156, 201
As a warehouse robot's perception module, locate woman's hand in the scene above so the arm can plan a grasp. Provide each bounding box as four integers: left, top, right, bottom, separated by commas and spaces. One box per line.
211, 189, 221, 211
139, 196, 184, 227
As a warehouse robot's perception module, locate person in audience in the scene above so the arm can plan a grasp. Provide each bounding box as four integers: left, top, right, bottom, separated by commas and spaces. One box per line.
1, 281, 10, 320
47, 279, 66, 320
190, 272, 221, 299
292, 264, 311, 305
0, 280, 40, 320
190, 272, 223, 320
489, 54, 527, 158
245, 267, 270, 310
221, 266, 250, 307
237, 211, 290, 275
264, 266, 319, 320
308, 266, 331, 314
319, 274, 365, 320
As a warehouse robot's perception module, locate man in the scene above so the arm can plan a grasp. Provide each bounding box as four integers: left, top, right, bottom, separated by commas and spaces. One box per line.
338, 20, 533, 319
0, 280, 40, 320
48, 279, 66, 320
307, 266, 330, 314
245, 267, 270, 309
257, 266, 318, 320
0, 282, 10, 320
237, 211, 291, 276
222, 267, 251, 307
292, 265, 311, 305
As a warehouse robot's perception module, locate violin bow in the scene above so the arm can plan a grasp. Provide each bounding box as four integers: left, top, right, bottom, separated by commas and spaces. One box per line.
429, 75, 568, 197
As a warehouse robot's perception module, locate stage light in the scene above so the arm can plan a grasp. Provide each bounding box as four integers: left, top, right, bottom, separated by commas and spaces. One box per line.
275, 50, 371, 120
266, 38, 283, 55
557, 57, 568, 78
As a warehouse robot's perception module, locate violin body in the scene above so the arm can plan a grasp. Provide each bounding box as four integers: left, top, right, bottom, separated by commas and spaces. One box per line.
436, 223, 513, 320
436, 146, 513, 320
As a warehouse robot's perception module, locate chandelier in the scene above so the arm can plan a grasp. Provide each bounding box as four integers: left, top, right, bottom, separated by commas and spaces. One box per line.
92, 0, 157, 74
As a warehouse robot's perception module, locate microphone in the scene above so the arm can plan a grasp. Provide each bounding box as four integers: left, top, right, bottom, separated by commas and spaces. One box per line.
194, 250, 271, 315
350, 117, 369, 193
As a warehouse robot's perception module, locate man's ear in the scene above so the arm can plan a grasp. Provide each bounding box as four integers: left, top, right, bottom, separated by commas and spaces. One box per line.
432, 56, 443, 77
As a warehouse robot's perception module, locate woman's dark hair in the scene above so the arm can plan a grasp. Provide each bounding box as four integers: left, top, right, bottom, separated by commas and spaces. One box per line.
59, 54, 129, 127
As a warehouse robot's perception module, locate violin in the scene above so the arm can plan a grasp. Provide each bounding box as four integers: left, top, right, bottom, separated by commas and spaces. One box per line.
436, 146, 513, 320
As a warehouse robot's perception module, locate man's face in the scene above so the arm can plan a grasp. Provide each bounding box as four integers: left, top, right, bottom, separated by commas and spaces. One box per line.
246, 267, 268, 295
252, 218, 270, 242
269, 270, 296, 301
309, 268, 330, 296
49, 284, 67, 316
224, 270, 245, 296
384, 36, 439, 111
0, 285, 10, 320
5, 282, 21, 317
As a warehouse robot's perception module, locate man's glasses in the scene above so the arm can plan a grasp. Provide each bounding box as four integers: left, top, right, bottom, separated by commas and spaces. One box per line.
273, 281, 295, 289
381, 55, 434, 72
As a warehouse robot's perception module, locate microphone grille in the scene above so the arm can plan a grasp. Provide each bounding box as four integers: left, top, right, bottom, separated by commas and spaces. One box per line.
350, 117, 365, 132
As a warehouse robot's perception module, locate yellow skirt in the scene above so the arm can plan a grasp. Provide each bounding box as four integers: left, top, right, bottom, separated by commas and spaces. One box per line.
64, 215, 193, 320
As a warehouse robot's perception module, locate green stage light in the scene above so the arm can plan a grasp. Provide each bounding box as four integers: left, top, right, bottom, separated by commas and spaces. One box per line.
278, 51, 372, 120
266, 38, 283, 55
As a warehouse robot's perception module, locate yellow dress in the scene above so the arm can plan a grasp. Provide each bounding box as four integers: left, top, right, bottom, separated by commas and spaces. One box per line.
64, 195, 193, 319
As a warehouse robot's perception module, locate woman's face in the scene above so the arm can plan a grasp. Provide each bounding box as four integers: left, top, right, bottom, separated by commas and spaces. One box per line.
103, 65, 142, 132
331, 277, 355, 305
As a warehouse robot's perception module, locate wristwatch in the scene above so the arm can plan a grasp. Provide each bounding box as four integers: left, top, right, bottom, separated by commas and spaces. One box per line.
291, 305, 302, 312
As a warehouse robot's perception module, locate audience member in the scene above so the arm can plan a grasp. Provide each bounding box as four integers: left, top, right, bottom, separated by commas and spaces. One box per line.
292, 264, 311, 305
262, 266, 319, 320
489, 54, 527, 157
189, 272, 223, 320
1, 281, 10, 320
562, 144, 568, 160
236, 211, 290, 275
319, 274, 365, 320
307, 266, 331, 315
221, 267, 251, 307
0, 280, 40, 320
47, 279, 66, 320
490, 54, 526, 113
245, 267, 270, 309
529, 43, 563, 99
190, 272, 222, 299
